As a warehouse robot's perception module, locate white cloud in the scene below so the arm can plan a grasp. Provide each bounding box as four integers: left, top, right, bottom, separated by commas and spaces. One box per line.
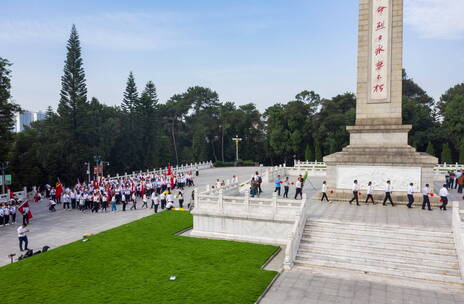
405, 0, 464, 39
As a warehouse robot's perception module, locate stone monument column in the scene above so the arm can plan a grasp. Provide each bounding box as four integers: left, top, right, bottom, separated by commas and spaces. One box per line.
324, 0, 437, 192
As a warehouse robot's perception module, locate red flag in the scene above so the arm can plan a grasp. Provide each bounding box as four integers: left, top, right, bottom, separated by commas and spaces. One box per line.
18, 201, 33, 220
141, 182, 145, 197
56, 180, 63, 200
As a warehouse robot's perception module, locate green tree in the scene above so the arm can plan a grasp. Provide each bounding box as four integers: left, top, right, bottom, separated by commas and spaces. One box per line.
304, 145, 314, 161
122, 72, 138, 113
315, 141, 322, 162
460, 142, 464, 164
441, 143, 453, 164
0, 57, 20, 162
426, 142, 435, 156
437, 83, 464, 116
57, 24, 88, 131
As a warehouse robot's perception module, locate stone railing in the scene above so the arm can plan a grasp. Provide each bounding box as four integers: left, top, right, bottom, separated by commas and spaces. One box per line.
108, 161, 213, 180
199, 179, 240, 196
195, 190, 303, 221
283, 194, 309, 270
239, 165, 287, 193
452, 201, 464, 279
0, 187, 28, 202
292, 160, 464, 177
434, 163, 464, 173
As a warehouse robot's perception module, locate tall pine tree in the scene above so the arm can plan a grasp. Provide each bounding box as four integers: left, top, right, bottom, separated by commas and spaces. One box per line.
0, 57, 21, 162
122, 72, 138, 113
58, 24, 88, 130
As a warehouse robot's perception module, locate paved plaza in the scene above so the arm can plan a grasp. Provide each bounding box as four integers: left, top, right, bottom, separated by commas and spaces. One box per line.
0, 167, 257, 266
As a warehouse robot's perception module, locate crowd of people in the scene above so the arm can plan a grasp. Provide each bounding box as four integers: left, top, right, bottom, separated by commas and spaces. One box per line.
37, 170, 197, 214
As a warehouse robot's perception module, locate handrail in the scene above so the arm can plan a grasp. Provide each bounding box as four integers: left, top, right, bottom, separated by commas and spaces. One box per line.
452, 201, 464, 280
283, 193, 309, 270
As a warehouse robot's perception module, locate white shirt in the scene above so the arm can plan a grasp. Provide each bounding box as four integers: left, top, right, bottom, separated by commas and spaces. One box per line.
367, 185, 374, 195
407, 185, 414, 195
422, 187, 430, 196
322, 184, 327, 193
17, 226, 27, 237
439, 187, 449, 197
352, 183, 359, 191
385, 184, 392, 193
295, 180, 302, 188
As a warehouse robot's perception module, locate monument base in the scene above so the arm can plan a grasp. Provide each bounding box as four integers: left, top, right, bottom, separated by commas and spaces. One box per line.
324, 124, 438, 192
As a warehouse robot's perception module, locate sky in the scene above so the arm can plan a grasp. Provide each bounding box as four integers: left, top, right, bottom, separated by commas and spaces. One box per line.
1, 0, 463, 112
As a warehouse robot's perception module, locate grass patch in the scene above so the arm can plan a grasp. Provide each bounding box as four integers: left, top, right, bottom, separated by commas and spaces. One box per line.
0, 212, 278, 304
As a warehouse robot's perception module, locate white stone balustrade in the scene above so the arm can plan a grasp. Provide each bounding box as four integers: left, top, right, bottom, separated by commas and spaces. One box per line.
452, 201, 464, 280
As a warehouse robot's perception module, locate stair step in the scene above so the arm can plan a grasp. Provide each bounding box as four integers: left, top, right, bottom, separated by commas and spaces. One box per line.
297, 247, 459, 269
301, 232, 456, 249
307, 219, 451, 235
298, 241, 458, 259
305, 222, 453, 239
296, 251, 459, 276
304, 227, 453, 244
294, 257, 462, 284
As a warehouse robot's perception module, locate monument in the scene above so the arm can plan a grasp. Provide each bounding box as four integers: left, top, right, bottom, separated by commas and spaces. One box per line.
324, 0, 437, 192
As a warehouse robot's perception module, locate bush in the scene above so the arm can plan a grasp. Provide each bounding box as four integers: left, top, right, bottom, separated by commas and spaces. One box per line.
214, 160, 257, 167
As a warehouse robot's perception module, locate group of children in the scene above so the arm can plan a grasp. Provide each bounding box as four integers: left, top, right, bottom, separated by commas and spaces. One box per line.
0, 201, 17, 227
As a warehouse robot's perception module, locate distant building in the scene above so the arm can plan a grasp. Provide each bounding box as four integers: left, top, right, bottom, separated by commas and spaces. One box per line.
14, 110, 47, 132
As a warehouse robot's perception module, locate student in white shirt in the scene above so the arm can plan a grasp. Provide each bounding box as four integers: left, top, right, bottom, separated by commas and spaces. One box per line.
422, 184, 432, 211
439, 184, 449, 211
17, 224, 30, 252
365, 181, 375, 205
320, 181, 329, 202
407, 183, 414, 208
382, 180, 395, 206
349, 180, 360, 206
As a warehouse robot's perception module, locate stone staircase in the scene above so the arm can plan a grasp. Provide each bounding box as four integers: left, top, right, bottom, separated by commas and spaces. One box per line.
295, 219, 463, 284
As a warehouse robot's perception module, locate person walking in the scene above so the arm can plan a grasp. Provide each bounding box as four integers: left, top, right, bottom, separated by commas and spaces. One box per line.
283, 177, 290, 198
321, 181, 329, 202
17, 224, 30, 252
160, 192, 166, 209
349, 180, 360, 206
111, 195, 117, 211
439, 184, 449, 211
422, 184, 432, 211
9, 203, 16, 224
407, 183, 415, 208
167, 192, 174, 209
274, 175, 282, 196
365, 181, 375, 205
383, 180, 395, 206
178, 191, 184, 208
458, 171, 464, 194
141, 194, 148, 208
294, 177, 303, 200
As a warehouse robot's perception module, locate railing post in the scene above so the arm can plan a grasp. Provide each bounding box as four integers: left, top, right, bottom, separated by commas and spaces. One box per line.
272, 192, 278, 217
218, 189, 224, 212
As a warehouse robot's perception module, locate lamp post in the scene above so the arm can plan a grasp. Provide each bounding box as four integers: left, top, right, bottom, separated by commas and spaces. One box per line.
84, 162, 91, 183
0, 161, 9, 194
232, 135, 242, 162
93, 155, 102, 180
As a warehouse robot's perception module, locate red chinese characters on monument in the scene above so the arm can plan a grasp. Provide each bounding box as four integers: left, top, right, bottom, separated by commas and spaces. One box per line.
370, 0, 390, 100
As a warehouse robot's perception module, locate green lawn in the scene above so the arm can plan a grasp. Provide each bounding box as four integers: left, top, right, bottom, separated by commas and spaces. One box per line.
1, 212, 278, 304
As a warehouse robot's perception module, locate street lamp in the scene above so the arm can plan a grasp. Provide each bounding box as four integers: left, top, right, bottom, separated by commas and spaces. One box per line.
232, 135, 242, 163
0, 161, 9, 194
84, 162, 91, 183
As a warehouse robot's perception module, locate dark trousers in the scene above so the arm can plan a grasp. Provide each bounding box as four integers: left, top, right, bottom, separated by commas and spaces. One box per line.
142, 201, 148, 208
440, 196, 448, 210
422, 195, 431, 210
161, 199, 166, 209
321, 192, 329, 202
154, 204, 159, 213
294, 188, 302, 199
63, 202, 70, 209
179, 199, 184, 208
383, 192, 394, 206
407, 194, 414, 207
365, 194, 375, 204
3, 215, 9, 225
275, 187, 281, 196
122, 202, 127, 211
11, 213, 16, 223
71, 199, 76, 209
22, 215, 29, 225
349, 191, 359, 205
458, 185, 463, 194
19, 236, 28, 251
283, 186, 289, 198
